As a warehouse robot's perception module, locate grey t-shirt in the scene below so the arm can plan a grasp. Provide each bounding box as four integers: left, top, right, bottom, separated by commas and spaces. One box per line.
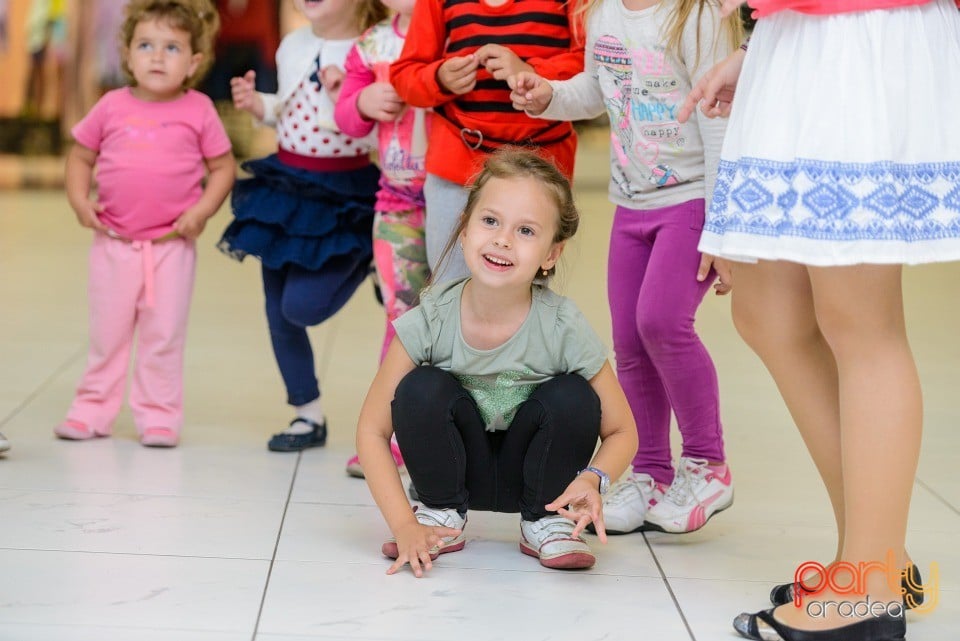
393, 278, 609, 431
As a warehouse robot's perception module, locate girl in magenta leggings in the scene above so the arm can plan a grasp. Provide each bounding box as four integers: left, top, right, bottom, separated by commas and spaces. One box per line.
510, 0, 744, 534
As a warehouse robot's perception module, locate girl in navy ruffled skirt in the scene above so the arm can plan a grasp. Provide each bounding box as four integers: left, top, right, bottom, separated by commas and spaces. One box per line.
219, 0, 388, 451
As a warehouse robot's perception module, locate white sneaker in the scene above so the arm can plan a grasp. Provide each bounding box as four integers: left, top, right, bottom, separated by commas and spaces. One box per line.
602, 472, 667, 534
381, 506, 466, 560
0, 431, 9, 453
520, 515, 595, 570
643, 457, 733, 534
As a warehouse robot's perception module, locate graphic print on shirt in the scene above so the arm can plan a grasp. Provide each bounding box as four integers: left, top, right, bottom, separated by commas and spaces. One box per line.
456, 369, 539, 431
594, 35, 685, 199
372, 61, 428, 197
119, 115, 175, 152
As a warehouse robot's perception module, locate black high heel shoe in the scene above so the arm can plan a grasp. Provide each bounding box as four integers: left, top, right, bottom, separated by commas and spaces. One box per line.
769, 564, 924, 610
733, 608, 905, 641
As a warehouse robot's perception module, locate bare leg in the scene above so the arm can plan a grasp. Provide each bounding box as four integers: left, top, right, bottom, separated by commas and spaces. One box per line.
773, 264, 919, 630
731, 261, 845, 557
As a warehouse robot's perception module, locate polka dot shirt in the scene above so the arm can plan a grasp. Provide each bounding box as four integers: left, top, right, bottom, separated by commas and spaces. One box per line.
277, 54, 376, 158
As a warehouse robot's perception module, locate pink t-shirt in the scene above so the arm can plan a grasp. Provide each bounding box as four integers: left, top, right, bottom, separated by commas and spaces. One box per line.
750, 0, 931, 17
71, 88, 232, 240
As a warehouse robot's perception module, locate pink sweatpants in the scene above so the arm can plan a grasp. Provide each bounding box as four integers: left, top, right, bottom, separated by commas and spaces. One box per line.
67, 233, 196, 435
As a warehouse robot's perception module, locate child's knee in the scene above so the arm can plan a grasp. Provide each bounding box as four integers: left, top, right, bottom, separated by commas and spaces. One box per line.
637, 309, 691, 351
394, 366, 458, 405
534, 375, 599, 423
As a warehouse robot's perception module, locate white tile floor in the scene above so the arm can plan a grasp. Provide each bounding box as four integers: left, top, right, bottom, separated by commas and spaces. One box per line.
0, 141, 957, 640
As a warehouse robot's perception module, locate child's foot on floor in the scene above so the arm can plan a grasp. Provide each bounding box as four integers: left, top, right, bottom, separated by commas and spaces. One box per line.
54, 419, 98, 441
643, 457, 733, 534
345, 439, 405, 478
520, 515, 595, 570
141, 427, 179, 448
381, 506, 466, 560
267, 417, 327, 452
596, 472, 668, 535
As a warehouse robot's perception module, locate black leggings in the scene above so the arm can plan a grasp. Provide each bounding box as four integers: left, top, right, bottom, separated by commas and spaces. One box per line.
392, 366, 601, 521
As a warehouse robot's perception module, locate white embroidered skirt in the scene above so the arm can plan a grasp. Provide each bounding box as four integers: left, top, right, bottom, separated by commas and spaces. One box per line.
699, 0, 960, 265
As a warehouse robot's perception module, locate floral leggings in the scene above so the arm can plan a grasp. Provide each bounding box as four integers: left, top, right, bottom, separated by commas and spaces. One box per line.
373, 206, 429, 362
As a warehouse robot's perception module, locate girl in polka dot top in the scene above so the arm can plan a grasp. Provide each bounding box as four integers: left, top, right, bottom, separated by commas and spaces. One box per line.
217, 0, 388, 453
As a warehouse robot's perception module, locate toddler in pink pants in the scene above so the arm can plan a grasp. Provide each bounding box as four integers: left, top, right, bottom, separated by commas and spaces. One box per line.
57, 0, 234, 447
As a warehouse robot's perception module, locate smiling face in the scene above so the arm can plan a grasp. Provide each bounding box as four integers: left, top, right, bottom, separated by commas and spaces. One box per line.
459, 176, 565, 289
294, 0, 357, 38
124, 18, 200, 101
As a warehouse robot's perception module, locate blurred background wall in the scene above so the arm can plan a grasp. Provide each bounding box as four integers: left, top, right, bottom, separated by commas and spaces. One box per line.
0, 0, 305, 159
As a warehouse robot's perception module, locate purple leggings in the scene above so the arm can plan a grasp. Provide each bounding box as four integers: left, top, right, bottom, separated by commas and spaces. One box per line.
608, 200, 726, 484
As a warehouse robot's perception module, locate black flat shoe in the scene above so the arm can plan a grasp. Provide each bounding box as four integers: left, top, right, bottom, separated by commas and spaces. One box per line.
267, 418, 327, 452
770, 563, 924, 610
733, 608, 905, 641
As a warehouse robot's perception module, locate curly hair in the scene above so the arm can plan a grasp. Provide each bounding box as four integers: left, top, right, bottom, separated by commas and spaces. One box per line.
119, 0, 220, 88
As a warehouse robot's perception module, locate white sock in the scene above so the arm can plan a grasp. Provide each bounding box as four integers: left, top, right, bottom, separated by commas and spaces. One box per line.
285, 398, 324, 435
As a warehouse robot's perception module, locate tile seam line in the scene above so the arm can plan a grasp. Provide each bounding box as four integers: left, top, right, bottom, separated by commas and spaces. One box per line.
643, 532, 698, 641
0, 546, 272, 561
252, 451, 303, 641
0, 346, 85, 428
915, 477, 960, 518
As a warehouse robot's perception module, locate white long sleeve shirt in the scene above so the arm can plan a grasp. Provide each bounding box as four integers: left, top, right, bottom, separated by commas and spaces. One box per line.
255, 26, 375, 157
540, 0, 732, 211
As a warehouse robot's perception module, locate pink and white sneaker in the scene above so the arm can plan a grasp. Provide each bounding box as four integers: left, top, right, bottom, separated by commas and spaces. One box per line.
140, 427, 179, 448
643, 457, 733, 534
346, 438, 405, 478
601, 472, 669, 535
54, 419, 107, 441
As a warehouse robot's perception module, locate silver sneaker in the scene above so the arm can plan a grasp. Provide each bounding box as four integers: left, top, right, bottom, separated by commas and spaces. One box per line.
381, 506, 466, 560
520, 515, 595, 569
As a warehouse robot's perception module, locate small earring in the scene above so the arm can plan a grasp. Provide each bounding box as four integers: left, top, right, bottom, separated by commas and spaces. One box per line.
459, 240, 464, 250
541, 268, 549, 278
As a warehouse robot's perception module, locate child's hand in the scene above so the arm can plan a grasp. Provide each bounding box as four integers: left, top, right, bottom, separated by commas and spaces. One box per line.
437, 55, 479, 95
357, 82, 405, 122
230, 70, 265, 120
475, 44, 533, 81
508, 72, 553, 116
697, 253, 733, 295
387, 521, 463, 578
320, 65, 345, 103
174, 208, 208, 239
678, 48, 745, 123
72, 199, 108, 232
545, 476, 607, 542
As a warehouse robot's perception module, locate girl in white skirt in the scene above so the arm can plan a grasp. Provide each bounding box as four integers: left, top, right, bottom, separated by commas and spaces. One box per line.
681, 0, 960, 640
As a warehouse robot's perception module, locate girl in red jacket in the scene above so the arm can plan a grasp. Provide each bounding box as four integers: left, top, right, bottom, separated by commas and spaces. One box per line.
390, 0, 584, 284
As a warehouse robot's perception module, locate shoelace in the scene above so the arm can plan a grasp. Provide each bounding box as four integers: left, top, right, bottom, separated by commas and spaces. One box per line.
605, 475, 651, 506
664, 463, 705, 506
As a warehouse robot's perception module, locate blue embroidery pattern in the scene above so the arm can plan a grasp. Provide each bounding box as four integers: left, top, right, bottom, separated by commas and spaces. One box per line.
707, 158, 960, 243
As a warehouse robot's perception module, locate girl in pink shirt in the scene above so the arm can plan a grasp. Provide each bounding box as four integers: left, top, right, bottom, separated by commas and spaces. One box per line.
58, 0, 235, 448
